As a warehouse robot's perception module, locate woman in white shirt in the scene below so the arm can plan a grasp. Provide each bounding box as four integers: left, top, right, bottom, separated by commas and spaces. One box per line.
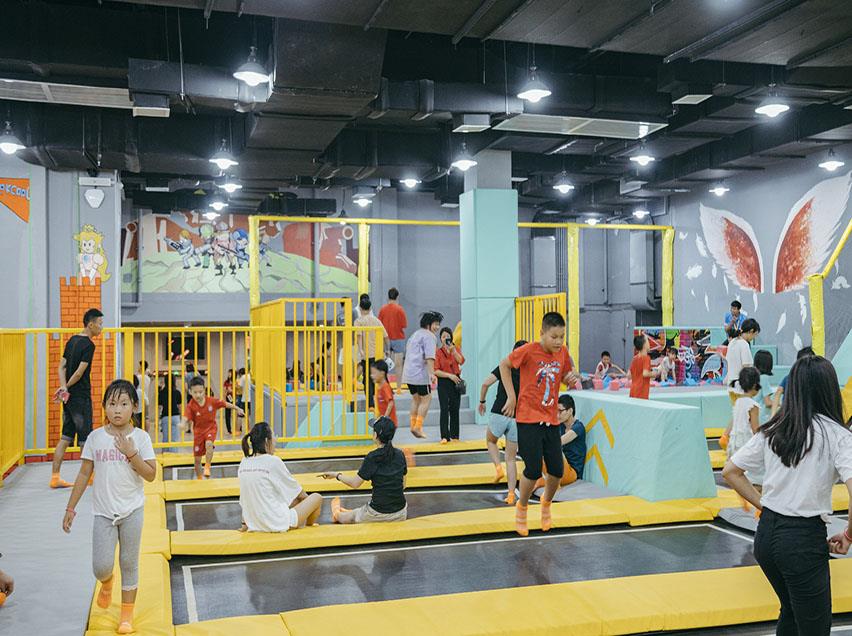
238, 422, 323, 532
723, 355, 852, 635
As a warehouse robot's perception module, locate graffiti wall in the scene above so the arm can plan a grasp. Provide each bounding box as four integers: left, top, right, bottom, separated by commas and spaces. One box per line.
121, 211, 359, 295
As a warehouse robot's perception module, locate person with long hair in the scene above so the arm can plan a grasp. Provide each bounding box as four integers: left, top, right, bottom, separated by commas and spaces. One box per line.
321, 417, 407, 523
434, 326, 465, 443
237, 422, 322, 532
722, 356, 852, 635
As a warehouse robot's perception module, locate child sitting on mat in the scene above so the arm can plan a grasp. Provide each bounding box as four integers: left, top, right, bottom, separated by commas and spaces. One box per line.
371, 360, 397, 426
62, 380, 157, 635
238, 422, 323, 532
536, 393, 586, 489
321, 417, 408, 523
182, 376, 244, 479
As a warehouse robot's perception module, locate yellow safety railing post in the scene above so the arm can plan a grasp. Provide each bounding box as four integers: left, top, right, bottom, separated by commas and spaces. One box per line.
566, 225, 581, 361
662, 227, 675, 326
249, 216, 260, 308
357, 223, 370, 298
808, 274, 826, 357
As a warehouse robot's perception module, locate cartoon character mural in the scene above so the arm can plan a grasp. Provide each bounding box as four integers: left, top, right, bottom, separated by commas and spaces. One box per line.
165, 230, 202, 269
74, 224, 110, 283
197, 223, 214, 268
213, 221, 236, 275
232, 228, 249, 267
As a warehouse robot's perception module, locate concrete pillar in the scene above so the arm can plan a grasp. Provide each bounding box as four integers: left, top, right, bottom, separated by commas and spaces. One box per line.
459, 150, 518, 423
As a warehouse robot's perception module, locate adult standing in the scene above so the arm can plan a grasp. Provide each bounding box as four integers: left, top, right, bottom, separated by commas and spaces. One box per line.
378, 288, 408, 392
354, 295, 388, 408
724, 318, 761, 399
723, 300, 748, 339
401, 311, 443, 440
50, 308, 104, 488
238, 367, 252, 432
136, 361, 153, 423
723, 355, 852, 635
434, 327, 465, 443
158, 374, 182, 448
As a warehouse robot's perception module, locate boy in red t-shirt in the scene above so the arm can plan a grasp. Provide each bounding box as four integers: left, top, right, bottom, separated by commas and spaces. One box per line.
499, 312, 578, 537
370, 360, 397, 426
629, 334, 655, 400
182, 376, 244, 479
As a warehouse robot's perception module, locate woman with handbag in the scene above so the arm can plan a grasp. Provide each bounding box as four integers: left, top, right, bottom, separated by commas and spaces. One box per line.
435, 327, 465, 443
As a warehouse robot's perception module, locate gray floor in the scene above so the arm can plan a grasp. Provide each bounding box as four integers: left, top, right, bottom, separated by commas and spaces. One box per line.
171, 523, 756, 624
0, 462, 94, 636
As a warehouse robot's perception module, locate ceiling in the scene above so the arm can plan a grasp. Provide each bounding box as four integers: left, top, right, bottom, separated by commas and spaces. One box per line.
1, 0, 851, 217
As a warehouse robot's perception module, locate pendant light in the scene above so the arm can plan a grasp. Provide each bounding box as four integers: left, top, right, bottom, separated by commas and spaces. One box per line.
209, 138, 239, 170
203, 211, 221, 221
208, 194, 229, 211
709, 182, 730, 197
517, 45, 551, 104
629, 143, 655, 166
633, 208, 650, 219
400, 178, 421, 189
451, 142, 477, 172
0, 121, 25, 155
233, 46, 270, 87
552, 171, 575, 194
217, 174, 243, 194
754, 94, 789, 118
819, 149, 845, 172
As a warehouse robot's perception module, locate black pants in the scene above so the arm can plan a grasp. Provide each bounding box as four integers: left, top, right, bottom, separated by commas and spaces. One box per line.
358, 360, 375, 408
437, 378, 460, 441
754, 507, 831, 636
517, 423, 564, 481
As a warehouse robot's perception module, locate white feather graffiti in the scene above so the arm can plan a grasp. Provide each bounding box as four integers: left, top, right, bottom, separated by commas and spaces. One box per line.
793, 331, 803, 352
679, 231, 688, 240
704, 292, 709, 312
695, 235, 708, 258
798, 293, 808, 325
753, 291, 758, 312
711, 263, 717, 278
832, 276, 850, 290
686, 264, 703, 279
776, 312, 787, 334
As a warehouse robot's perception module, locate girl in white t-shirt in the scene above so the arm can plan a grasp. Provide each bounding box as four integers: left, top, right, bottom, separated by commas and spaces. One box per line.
728, 367, 763, 488
720, 318, 761, 449
62, 380, 157, 635
238, 422, 323, 532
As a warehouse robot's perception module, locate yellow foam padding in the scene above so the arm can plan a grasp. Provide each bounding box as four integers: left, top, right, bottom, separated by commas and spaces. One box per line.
709, 449, 726, 469
698, 484, 850, 516
842, 376, 852, 422
141, 494, 170, 559
705, 427, 725, 438
84, 553, 173, 636
158, 439, 491, 467
592, 496, 715, 526
144, 461, 165, 496
164, 462, 515, 501
175, 615, 290, 636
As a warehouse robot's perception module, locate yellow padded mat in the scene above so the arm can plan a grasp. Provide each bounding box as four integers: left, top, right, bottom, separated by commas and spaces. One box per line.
158, 439, 491, 467
164, 462, 514, 501
709, 449, 726, 469
84, 553, 173, 636
705, 427, 725, 438
142, 494, 170, 558
175, 615, 289, 636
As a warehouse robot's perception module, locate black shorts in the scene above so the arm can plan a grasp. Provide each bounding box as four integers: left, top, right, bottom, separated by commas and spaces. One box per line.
517, 423, 564, 481
61, 396, 93, 445
408, 384, 431, 396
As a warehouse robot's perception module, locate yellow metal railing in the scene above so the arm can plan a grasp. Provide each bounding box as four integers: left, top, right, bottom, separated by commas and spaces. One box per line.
809, 217, 852, 357
0, 325, 384, 465
515, 293, 568, 344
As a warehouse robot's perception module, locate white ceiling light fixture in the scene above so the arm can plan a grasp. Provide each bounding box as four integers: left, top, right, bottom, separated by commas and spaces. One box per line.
585, 217, 601, 226
208, 194, 229, 211
217, 174, 243, 194
709, 182, 730, 197
352, 185, 376, 207
451, 142, 477, 172
353, 196, 372, 208
209, 138, 239, 170
517, 66, 552, 104
203, 211, 221, 221
552, 171, 575, 194
233, 46, 270, 87
629, 144, 656, 167
633, 208, 650, 219
0, 120, 25, 154
400, 178, 421, 189
754, 92, 789, 118
819, 149, 845, 172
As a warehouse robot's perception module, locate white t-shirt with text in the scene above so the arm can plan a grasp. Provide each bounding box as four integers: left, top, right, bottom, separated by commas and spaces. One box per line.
81, 426, 156, 521
238, 454, 302, 532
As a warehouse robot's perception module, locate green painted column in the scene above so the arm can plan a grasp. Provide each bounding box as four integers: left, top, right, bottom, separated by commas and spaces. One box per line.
460, 186, 519, 424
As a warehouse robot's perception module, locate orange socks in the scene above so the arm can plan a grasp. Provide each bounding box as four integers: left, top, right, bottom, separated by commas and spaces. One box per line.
515, 502, 528, 537
541, 499, 553, 532
203, 464, 211, 478
403, 447, 416, 467
410, 415, 426, 438
504, 491, 516, 505
331, 497, 342, 523
493, 465, 505, 483
96, 576, 113, 609
50, 473, 73, 489
117, 602, 135, 634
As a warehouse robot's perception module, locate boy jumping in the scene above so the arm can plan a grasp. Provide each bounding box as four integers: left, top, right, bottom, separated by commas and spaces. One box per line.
499, 312, 578, 536
182, 376, 244, 479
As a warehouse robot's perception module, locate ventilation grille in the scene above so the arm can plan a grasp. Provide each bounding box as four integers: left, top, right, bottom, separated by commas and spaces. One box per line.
0, 79, 132, 109
494, 114, 667, 140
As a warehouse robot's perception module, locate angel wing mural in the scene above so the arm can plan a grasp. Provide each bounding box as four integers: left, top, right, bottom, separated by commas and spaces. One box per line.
698, 204, 764, 292
772, 171, 852, 293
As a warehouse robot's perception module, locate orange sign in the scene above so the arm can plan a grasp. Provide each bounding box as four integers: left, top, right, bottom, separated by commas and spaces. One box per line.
0, 178, 30, 222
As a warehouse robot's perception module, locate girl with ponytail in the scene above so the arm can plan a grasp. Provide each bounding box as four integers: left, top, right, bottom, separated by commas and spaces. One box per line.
321, 417, 408, 524
237, 422, 323, 532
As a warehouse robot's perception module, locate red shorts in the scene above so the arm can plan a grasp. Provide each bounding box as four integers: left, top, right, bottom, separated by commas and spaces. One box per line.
193, 427, 217, 456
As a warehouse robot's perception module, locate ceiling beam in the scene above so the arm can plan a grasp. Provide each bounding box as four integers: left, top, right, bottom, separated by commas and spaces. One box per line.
786, 34, 852, 69
663, 0, 808, 64
481, 0, 535, 41
364, 0, 391, 31
452, 0, 500, 45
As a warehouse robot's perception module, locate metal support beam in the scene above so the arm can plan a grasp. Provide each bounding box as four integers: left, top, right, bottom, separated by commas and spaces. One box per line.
482, 0, 535, 40
452, 0, 500, 44
364, 0, 390, 31
787, 35, 852, 69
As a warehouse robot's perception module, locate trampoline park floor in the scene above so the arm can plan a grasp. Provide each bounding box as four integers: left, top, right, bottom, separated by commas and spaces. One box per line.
170, 522, 757, 624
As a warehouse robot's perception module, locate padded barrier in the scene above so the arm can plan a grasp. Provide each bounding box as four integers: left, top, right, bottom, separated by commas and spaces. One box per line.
705, 428, 725, 438
158, 440, 492, 467
710, 449, 726, 469
175, 615, 290, 636
650, 389, 732, 432
164, 462, 518, 501
142, 494, 171, 559
273, 560, 852, 636
84, 553, 173, 636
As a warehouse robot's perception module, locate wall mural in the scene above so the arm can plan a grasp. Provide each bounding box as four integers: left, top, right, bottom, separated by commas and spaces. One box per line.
681, 169, 852, 362
120, 211, 359, 294
0, 177, 30, 222
633, 327, 724, 385
75, 224, 111, 283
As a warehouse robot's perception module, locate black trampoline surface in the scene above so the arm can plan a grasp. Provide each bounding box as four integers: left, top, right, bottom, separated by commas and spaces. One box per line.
168, 488, 509, 530
164, 450, 503, 480
171, 523, 756, 624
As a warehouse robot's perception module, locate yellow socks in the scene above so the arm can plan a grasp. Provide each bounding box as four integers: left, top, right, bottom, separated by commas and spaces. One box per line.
515, 502, 528, 537
541, 499, 553, 532
493, 465, 505, 483
49, 473, 73, 489
96, 576, 113, 609
117, 602, 135, 634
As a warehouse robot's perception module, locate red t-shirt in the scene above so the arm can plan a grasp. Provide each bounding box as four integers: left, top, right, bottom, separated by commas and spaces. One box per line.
629, 354, 652, 399
374, 382, 397, 426
378, 303, 408, 341
435, 347, 465, 376
508, 342, 573, 425
184, 397, 227, 434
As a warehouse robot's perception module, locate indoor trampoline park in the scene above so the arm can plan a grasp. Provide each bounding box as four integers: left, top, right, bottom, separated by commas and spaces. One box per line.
2, 2, 852, 636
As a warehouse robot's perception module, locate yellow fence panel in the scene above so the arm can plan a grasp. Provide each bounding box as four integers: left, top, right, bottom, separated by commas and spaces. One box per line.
515, 293, 567, 344
0, 332, 26, 484
810, 217, 852, 357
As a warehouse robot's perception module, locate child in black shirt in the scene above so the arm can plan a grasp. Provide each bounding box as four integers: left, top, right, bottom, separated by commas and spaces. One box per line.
321, 417, 408, 523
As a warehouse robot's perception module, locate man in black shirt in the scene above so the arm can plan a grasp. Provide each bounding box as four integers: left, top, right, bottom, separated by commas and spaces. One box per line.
478, 340, 526, 505
50, 308, 103, 488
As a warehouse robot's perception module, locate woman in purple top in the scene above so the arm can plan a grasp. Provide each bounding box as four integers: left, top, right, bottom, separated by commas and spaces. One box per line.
401, 311, 443, 439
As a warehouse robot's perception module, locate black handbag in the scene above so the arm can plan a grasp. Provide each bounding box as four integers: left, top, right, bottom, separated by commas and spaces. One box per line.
455, 379, 467, 395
